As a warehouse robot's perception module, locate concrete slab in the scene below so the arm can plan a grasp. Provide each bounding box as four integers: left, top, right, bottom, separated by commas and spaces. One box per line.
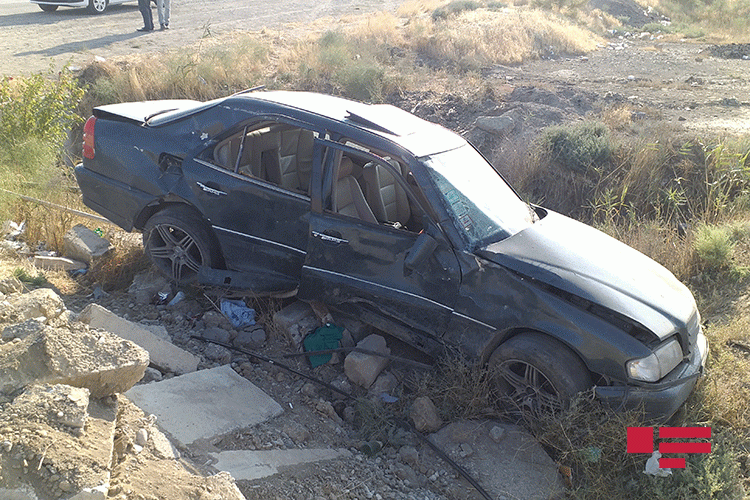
125, 365, 284, 446
79, 303, 198, 375
430, 420, 565, 500
211, 448, 352, 481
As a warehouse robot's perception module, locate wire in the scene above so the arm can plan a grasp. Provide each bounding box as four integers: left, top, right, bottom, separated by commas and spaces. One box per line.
193, 335, 495, 500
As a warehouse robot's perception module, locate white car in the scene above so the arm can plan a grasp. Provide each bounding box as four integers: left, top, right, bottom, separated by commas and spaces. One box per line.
31, 0, 135, 14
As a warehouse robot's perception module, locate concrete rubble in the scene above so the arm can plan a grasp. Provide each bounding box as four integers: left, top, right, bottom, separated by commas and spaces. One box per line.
62, 225, 113, 265
0, 322, 148, 398
429, 420, 565, 500
125, 365, 284, 447
78, 303, 199, 375
0, 287, 249, 500
0, 282, 568, 500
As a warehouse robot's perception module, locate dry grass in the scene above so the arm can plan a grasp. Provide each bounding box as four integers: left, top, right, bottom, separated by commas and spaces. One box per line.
405, 8, 600, 70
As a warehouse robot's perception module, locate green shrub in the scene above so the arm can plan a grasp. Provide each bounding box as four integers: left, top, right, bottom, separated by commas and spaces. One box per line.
537, 121, 613, 173
695, 224, 734, 270
0, 68, 84, 149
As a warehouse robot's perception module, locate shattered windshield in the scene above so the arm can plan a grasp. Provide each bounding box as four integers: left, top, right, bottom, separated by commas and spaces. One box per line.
423, 144, 536, 249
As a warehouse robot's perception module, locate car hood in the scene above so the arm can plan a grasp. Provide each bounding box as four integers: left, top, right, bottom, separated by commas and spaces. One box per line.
477, 211, 697, 339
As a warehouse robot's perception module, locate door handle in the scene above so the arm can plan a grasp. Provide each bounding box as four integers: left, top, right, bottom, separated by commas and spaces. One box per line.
196, 181, 227, 196
312, 230, 348, 245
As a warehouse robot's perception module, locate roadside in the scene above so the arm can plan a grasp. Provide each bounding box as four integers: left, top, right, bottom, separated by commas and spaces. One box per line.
0, 0, 401, 76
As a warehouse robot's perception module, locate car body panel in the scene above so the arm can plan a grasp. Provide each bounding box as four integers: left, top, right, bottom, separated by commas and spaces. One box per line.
31, 0, 133, 11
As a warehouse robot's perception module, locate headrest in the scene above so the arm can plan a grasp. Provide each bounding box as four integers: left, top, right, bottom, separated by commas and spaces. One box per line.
338, 157, 354, 179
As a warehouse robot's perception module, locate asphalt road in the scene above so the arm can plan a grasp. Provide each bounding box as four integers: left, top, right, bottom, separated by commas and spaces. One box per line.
0, 0, 399, 75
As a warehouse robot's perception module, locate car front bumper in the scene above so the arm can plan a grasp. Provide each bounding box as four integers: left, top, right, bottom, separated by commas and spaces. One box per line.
595, 332, 709, 421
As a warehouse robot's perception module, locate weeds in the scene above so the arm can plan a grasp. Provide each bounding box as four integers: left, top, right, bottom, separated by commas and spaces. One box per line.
12, 267, 47, 287
0, 67, 84, 149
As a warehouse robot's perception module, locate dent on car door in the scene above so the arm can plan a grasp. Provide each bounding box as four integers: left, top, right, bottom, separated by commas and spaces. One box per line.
299, 140, 461, 348
180, 121, 319, 291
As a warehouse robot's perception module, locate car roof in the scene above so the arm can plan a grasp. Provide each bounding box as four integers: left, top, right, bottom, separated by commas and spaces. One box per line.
238, 91, 466, 158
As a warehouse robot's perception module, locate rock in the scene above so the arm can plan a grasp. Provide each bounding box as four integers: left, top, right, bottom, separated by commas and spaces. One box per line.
202, 310, 225, 328
399, 446, 420, 468
2, 319, 45, 342
140, 367, 163, 384
203, 326, 232, 344
369, 371, 397, 397
69, 484, 108, 500
490, 425, 506, 442
0, 323, 148, 397
204, 343, 232, 364
79, 303, 199, 375
2, 288, 66, 324
63, 224, 113, 265
273, 301, 318, 348
13, 384, 90, 429
409, 397, 442, 433
283, 422, 310, 443
232, 326, 266, 350
128, 271, 171, 306
475, 111, 520, 136
344, 334, 390, 388
0, 276, 23, 294
32, 255, 87, 272
135, 428, 148, 447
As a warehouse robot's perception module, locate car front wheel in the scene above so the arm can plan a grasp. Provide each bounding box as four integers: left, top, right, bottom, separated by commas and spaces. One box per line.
39, 4, 59, 11
143, 206, 218, 285
489, 332, 592, 417
87, 0, 108, 14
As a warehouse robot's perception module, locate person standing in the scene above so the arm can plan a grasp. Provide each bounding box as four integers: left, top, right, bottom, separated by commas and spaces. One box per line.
137, 0, 154, 31
156, 0, 171, 30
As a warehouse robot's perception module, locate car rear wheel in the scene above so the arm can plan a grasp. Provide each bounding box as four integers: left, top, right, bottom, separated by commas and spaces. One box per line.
39, 4, 59, 11
143, 206, 218, 285
87, 0, 108, 14
489, 332, 592, 417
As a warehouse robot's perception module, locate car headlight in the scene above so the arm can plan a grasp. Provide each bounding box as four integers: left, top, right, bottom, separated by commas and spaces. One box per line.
627, 339, 684, 382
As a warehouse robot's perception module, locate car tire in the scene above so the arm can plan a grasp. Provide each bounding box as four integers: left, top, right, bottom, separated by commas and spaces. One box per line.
87, 0, 108, 14
489, 332, 592, 417
142, 206, 218, 285
39, 4, 58, 11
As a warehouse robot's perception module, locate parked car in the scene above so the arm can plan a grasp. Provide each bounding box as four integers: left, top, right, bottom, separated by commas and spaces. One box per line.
75, 90, 708, 419
31, 0, 133, 14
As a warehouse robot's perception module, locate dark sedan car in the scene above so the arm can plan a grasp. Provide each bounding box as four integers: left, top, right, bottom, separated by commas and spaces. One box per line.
75, 90, 708, 419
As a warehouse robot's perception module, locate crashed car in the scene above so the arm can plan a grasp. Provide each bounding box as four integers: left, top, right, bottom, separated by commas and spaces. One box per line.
75, 90, 708, 419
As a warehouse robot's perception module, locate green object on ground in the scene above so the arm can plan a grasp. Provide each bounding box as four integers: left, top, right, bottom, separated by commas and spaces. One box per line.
303, 323, 344, 368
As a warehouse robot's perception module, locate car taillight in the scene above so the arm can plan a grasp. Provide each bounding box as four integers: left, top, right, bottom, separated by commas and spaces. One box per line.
83, 116, 96, 159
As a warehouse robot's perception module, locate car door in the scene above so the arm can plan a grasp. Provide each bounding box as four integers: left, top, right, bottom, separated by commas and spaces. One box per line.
299, 140, 461, 346
180, 119, 320, 291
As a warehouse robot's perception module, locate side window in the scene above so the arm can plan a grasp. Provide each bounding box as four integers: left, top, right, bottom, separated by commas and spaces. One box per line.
210, 122, 317, 196
325, 144, 424, 233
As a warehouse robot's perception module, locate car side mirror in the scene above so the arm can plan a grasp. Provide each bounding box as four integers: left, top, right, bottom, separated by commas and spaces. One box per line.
404, 232, 438, 273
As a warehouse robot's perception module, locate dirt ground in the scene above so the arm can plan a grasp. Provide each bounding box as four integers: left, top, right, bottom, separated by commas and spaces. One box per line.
0, 0, 401, 76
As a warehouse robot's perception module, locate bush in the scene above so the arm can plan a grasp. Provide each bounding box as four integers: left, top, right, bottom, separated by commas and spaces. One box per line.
0, 68, 84, 149
537, 121, 613, 173
694, 224, 739, 271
